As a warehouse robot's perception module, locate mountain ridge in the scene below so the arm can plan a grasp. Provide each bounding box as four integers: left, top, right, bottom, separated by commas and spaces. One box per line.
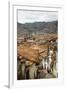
17, 21, 58, 37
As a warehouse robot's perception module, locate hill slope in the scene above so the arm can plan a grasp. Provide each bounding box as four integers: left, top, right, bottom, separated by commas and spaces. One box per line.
17, 21, 58, 37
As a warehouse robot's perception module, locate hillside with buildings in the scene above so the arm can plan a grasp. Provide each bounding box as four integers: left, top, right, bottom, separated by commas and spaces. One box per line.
17, 21, 58, 80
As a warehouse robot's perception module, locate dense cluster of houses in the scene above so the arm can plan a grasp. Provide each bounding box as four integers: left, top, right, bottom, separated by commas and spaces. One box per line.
17, 34, 58, 80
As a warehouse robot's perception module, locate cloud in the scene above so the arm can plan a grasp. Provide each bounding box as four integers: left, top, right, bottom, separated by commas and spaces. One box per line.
17, 10, 58, 24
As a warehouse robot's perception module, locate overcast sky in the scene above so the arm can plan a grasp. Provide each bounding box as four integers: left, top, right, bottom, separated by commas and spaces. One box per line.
17, 10, 58, 24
